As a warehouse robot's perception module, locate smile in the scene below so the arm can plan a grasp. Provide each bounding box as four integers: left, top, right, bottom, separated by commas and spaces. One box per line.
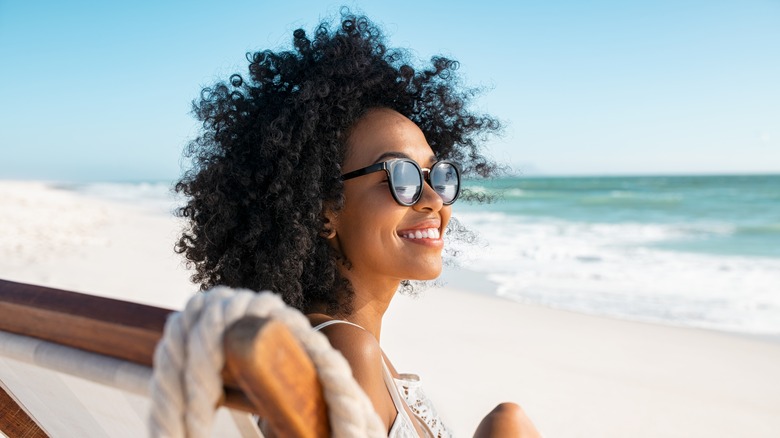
398, 228, 441, 240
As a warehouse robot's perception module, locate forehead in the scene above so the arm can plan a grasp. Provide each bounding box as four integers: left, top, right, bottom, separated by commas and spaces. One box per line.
343, 108, 436, 170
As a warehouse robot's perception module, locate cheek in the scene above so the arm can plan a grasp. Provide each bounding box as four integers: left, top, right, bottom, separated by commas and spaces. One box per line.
337, 190, 404, 252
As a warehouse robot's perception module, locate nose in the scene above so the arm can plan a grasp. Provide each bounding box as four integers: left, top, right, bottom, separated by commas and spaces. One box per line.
414, 178, 444, 212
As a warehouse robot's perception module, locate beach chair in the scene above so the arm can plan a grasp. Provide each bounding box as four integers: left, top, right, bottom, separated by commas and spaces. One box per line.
0, 279, 329, 438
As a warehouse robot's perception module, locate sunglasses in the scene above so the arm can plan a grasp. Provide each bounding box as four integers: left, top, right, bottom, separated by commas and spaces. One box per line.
341, 158, 461, 206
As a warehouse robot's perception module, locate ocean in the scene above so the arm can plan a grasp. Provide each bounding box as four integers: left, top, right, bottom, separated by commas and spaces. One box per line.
454, 174, 780, 337
63, 174, 780, 337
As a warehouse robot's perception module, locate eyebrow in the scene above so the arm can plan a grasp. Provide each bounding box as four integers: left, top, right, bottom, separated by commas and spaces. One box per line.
372, 151, 438, 166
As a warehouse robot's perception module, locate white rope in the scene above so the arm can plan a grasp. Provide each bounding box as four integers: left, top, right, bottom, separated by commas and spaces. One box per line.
149, 286, 386, 438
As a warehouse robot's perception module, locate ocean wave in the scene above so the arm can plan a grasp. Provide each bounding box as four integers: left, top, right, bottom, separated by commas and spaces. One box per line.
449, 211, 780, 335
578, 191, 684, 207
733, 223, 780, 236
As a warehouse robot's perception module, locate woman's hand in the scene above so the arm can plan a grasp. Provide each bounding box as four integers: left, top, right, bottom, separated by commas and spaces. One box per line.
473, 403, 542, 438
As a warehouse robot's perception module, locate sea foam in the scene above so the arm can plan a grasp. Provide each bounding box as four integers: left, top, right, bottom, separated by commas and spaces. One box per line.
450, 210, 780, 336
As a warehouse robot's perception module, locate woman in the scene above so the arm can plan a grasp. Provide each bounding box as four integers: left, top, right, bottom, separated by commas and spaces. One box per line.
175, 11, 541, 438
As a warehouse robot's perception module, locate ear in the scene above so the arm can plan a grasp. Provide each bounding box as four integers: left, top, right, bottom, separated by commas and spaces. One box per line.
319, 203, 338, 239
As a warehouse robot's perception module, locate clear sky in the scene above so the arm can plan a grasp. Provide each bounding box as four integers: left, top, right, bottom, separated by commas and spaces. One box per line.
1, 0, 778, 181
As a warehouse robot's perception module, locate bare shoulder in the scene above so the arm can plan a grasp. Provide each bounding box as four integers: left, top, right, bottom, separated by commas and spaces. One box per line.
315, 322, 395, 429
317, 322, 384, 380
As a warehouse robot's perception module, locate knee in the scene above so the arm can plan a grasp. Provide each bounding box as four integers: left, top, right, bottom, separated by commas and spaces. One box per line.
474, 402, 540, 438
489, 402, 524, 418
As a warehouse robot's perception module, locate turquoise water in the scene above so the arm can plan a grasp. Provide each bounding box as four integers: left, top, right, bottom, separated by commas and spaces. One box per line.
462, 174, 780, 259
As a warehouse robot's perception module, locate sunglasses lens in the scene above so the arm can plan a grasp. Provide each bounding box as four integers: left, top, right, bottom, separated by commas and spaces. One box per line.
391, 161, 423, 205
430, 162, 460, 204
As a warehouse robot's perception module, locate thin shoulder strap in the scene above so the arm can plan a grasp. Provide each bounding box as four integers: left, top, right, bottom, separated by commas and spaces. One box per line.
381, 359, 417, 431
311, 319, 365, 332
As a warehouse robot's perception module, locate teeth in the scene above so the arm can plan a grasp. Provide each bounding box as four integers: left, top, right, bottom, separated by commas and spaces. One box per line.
402, 228, 440, 239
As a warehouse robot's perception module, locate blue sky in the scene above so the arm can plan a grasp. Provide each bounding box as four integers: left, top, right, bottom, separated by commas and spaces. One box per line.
1, 0, 778, 181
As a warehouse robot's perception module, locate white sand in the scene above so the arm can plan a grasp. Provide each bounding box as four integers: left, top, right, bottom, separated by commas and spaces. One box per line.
0, 181, 193, 309
1, 181, 779, 437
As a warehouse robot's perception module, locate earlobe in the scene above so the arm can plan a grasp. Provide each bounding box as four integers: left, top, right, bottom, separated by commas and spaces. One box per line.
320, 204, 338, 239
319, 225, 336, 239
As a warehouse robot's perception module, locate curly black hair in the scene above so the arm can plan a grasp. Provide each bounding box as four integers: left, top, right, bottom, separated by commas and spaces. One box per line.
175, 10, 501, 316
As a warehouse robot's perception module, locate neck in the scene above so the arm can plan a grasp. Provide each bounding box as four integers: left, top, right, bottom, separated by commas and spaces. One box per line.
337, 269, 401, 341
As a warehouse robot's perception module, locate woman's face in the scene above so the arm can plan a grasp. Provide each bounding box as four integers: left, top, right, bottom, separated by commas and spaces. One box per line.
329, 108, 452, 286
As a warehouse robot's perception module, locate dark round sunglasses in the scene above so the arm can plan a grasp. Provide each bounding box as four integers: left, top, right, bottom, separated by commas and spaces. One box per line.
341, 158, 461, 206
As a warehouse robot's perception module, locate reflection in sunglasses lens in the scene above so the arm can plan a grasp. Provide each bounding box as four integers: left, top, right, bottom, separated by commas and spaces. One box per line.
392, 161, 423, 204
431, 163, 458, 203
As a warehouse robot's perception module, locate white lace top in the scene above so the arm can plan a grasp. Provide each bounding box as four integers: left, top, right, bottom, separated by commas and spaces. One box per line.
312, 320, 452, 438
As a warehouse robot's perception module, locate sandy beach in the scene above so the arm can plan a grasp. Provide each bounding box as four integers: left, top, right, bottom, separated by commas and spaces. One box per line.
1, 180, 779, 437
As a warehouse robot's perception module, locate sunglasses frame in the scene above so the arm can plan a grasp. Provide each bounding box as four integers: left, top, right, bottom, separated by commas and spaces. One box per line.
341, 158, 461, 206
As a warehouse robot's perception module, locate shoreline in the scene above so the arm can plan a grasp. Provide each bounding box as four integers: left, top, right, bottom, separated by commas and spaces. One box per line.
441, 264, 780, 346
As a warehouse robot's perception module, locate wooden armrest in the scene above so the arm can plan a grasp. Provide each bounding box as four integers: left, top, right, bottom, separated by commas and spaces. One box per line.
224, 317, 329, 438
0, 279, 170, 367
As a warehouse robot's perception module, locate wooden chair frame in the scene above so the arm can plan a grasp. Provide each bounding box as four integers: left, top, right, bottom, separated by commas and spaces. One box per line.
0, 279, 329, 438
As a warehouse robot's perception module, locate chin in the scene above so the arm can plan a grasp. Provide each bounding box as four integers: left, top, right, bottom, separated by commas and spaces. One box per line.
399, 256, 443, 281
411, 267, 443, 281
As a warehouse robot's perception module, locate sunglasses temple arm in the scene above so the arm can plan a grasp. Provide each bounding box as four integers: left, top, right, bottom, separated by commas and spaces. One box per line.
340, 162, 388, 181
